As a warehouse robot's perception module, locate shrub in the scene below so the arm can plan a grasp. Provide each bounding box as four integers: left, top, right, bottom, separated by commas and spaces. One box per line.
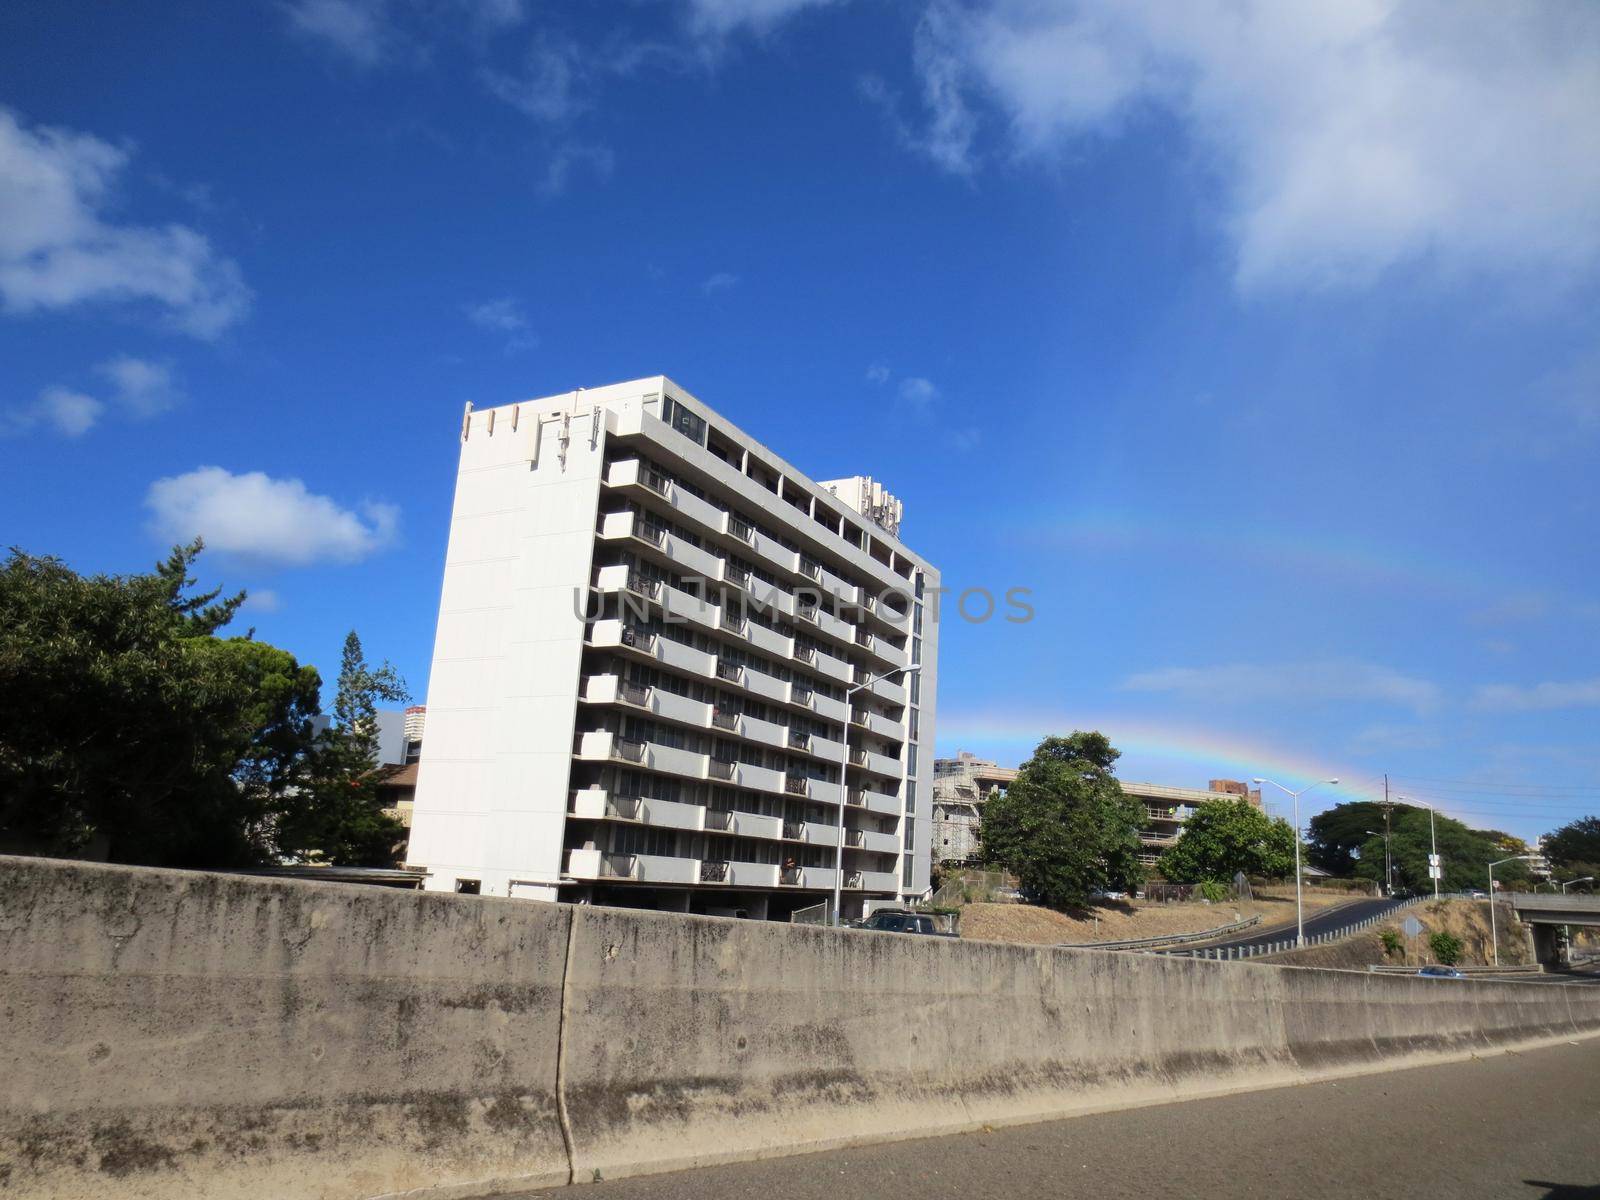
1428, 931, 1464, 966
1198, 879, 1229, 903
1379, 929, 1402, 957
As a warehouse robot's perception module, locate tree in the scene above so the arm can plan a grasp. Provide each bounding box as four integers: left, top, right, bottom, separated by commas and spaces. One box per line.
278, 631, 410, 866
1541, 816, 1600, 882
1157, 798, 1295, 884
0, 542, 321, 866
978, 732, 1145, 909
1308, 801, 1532, 894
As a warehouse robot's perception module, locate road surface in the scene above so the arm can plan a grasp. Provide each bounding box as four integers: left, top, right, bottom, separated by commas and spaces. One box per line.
1164, 895, 1414, 953
503, 1034, 1600, 1200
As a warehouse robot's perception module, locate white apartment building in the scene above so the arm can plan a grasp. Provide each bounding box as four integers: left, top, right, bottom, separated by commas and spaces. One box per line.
406, 377, 939, 921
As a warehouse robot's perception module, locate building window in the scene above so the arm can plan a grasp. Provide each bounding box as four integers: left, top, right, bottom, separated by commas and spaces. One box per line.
662, 397, 707, 446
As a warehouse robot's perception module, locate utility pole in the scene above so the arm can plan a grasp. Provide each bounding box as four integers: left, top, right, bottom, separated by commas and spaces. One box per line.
1380, 775, 1394, 896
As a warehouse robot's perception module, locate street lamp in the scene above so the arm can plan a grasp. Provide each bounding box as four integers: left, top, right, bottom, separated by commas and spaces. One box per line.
1487, 854, 1541, 967
1395, 796, 1440, 902
1561, 877, 1595, 893
833, 663, 922, 927
1254, 776, 1339, 947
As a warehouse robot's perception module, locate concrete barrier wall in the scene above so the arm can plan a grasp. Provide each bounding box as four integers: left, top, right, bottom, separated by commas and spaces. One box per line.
5, 857, 1600, 1198
0, 857, 572, 1200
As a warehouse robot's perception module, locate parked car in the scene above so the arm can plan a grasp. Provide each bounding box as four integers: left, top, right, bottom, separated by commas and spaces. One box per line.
1418, 965, 1465, 979
856, 911, 956, 937
1467, 890, 1488, 900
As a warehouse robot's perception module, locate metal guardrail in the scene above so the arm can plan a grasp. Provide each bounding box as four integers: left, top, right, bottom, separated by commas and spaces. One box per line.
1367, 963, 1543, 975
1059, 914, 1262, 952
1164, 894, 1443, 962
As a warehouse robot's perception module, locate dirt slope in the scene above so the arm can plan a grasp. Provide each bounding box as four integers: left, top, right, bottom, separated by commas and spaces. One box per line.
958, 892, 1344, 946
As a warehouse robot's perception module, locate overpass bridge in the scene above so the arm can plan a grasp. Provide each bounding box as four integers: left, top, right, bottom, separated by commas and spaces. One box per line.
1507, 892, 1600, 966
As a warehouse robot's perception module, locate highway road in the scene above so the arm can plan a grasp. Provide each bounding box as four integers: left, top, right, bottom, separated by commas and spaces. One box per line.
1164, 895, 1415, 953
504, 1035, 1600, 1200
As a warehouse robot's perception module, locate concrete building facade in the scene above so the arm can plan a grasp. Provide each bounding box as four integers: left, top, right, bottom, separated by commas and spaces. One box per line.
406, 377, 939, 919
929, 751, 1261, 872
932, 751, 1018, 865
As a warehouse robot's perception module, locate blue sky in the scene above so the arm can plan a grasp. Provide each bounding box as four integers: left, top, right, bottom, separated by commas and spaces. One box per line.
4, 1, 1598, 843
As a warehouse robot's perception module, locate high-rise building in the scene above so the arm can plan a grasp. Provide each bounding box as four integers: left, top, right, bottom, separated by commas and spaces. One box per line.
407, 377, 939, 919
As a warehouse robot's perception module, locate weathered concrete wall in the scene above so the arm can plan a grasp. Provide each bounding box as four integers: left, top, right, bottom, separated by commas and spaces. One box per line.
5, 857, 1600, 1198
0, 857, 572, 1199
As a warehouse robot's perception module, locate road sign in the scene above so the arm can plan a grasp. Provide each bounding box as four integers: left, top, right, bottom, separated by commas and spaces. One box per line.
1428, 854, 1441, 866
1402, 915, 1424, 938
1428, 865, 1442, 879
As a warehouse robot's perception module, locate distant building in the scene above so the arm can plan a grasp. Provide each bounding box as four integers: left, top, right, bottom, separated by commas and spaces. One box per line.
931, 752, 1262, 871
932, 752, 1019, 864
1124, 779, 1261, 868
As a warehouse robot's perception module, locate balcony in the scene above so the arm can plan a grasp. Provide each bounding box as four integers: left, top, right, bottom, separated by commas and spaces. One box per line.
782, 819, 805, 840
794, 644, 815, 664
618, 680, 651, 707
844, 870, 863, 889
799, 558, 822, 582
620, 624, 655, 653
705, 809, 734, 832
707, 758, 736, 781
850, 707, 870, 727
613, 737, 646, 763
791, 682, 813, 706
725, 513, 755, 544
779, 866, 805, 886
846, 789, 866, 808
700, 860, 729, 884
845, 829, 865, 848
785, 774, 810, 797
711, 708, 739, 732
716, 660, 743, 683
788, 730, 811, 751
720, 610, 747, 635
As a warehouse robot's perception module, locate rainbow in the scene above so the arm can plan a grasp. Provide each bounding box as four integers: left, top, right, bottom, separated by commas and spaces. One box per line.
998, 507, 1484, 598
934, 706, 1380, 816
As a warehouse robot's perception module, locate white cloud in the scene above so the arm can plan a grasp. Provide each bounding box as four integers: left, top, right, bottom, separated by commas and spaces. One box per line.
701, 271, 740, 295
465, 296, 529, 332
97, 355, 181, 418
2, 386, 105, 438
537, 142, 615, 198
481, 37, 586, 122
865, 363, 891, 384
898, 376, 940, 409
1472, 678, 1600, 713
465, 296, 536, 351
1122, 659, 1441, 714
909, 0, 1600, 292
684, 0, 840, 37
285, 0, 389, 65
0, 110, 250, 337
242, 588, 283, 614
145, 466, 398, 566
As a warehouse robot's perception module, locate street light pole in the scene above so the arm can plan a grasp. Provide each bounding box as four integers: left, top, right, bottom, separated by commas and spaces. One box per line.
1561, 876, 1595, 893
833, 664, 921, 927
1254, 776, 1339, 948
1396, 796, 1439, 902
1487, 854, 1540, 967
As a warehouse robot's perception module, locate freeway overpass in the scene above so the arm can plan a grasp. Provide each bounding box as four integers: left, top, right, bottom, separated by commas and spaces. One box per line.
1507, 891, 1600, 966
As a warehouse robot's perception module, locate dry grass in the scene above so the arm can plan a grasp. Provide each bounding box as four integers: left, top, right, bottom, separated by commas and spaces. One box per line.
958, 892, 1346, 946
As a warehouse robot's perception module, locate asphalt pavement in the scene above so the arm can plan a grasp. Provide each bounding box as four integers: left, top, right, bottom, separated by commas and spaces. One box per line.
502, 1035, 1600, 1200
1164, 895, 1415, 953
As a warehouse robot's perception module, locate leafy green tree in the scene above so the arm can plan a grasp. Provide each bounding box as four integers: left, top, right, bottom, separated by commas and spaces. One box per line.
1158, 798, 1295, 883
1310, 801, 1532, 894
1541, 816, 1600, 882
978, 731, 1145, 910
278, 631, 410, 866
0, 542, 321, 866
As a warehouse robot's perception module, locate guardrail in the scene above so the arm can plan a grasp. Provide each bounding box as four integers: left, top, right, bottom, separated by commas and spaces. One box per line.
1164, 895, 1439, 961
1367, 963, 1543, 975
1057, 914, 1262, 952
